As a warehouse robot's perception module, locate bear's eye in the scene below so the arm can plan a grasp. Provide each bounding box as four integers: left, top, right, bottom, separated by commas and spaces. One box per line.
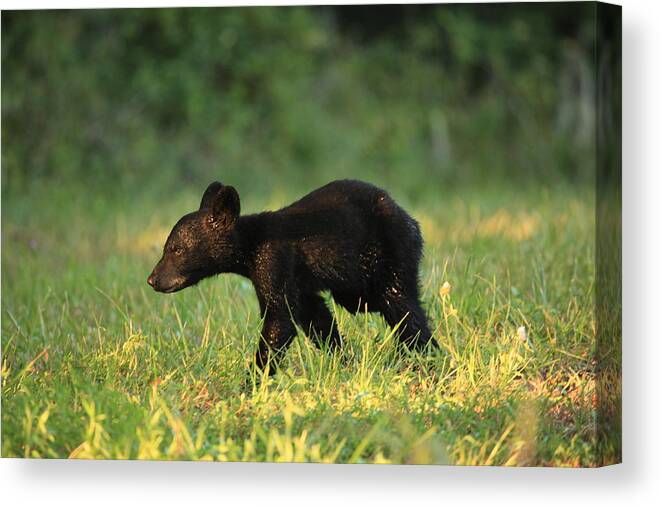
174, 246, 184, 255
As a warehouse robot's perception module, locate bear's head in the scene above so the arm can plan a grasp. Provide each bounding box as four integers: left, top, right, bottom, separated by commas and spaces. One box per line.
148, 181, 241, 293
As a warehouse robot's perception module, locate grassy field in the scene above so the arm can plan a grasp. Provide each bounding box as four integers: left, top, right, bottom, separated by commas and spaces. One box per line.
0, 179, 604, 466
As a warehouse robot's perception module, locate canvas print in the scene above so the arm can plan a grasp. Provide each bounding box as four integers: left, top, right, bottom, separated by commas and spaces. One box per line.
1, 2, 621, 466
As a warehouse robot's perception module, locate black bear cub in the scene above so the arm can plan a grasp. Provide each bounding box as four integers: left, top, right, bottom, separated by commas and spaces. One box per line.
148, 179, 434, 374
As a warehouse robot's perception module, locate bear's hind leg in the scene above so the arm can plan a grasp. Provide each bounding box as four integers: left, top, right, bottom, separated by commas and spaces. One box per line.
380, 291, 434, 351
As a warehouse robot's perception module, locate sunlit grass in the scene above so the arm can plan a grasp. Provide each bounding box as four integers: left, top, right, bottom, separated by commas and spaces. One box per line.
1, 183, 603, 465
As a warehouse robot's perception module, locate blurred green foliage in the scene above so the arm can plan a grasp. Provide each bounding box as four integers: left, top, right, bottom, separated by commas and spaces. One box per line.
2, 4, 596, 199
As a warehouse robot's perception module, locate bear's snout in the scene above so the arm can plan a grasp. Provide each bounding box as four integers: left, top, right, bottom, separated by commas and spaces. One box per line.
147, 264, 188, 293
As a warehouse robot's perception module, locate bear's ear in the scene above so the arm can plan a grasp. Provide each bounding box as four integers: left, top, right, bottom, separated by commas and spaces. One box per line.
210, 185, 240, 228
200, 181, 224, 210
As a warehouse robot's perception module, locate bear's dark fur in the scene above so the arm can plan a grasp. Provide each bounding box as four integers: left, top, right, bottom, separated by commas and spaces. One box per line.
148, 179, 434, 373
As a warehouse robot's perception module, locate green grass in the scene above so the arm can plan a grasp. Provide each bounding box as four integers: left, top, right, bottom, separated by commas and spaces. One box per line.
1, 181, 602, 465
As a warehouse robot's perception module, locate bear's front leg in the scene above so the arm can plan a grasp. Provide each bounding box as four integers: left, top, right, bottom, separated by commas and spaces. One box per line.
255, 313, 297, 375
250, 247, 300, 376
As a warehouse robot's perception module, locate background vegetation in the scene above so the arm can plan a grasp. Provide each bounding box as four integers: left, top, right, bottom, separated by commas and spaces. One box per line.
2, 4, 612, 465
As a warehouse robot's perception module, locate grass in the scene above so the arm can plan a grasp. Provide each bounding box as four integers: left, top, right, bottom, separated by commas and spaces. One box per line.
1, 180, 602, 465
